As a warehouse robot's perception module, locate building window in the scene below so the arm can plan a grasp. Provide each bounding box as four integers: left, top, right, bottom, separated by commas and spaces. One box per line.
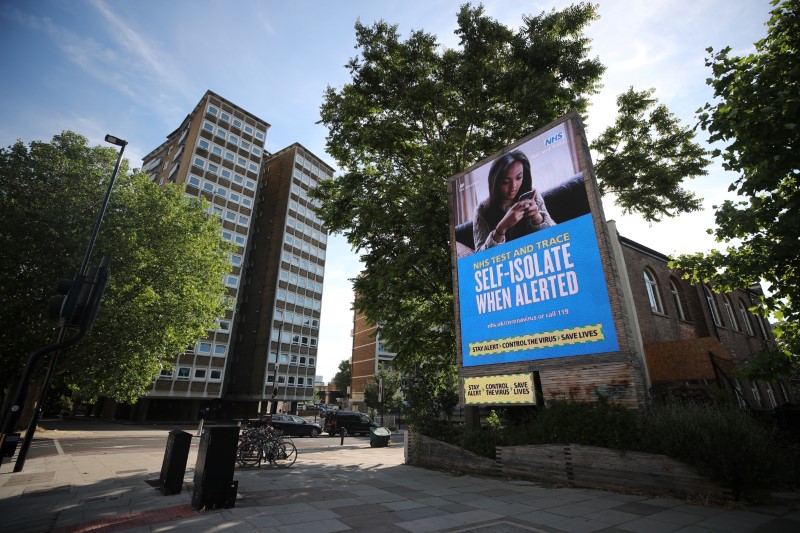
225, 275, 239, 288
233, 118, 242, 129
220, 111, 230, 123
198, 342, 211, 354
756, 314, 771, 340
288, 376, 295, 385
668, 278, 685, 320
765, 383, 777, 409
212, 145, 223, 157
751, 382, 762, 408
643, 268, 664, 314
722, 295, 739, 331
207, 105, 218, 116
213, 345, 226, 357
218, 320, 231, 331
194, 369, 207, 380
159, 369, 173, 378
187, 175, 201, 187
737, 299, 754, 335
177, 367, 190, 380
704, 286, 723, 327
308, 357, 315, 366
209, 370, 222, 381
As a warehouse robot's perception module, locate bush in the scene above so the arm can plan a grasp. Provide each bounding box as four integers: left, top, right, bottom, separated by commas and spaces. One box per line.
418, 400, 800, 500
639, 403, 788, 499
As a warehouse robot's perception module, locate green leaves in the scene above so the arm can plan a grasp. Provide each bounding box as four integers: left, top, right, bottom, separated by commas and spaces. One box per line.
0, 132, 233, 402
363, 368, 403, 413
333, 359, 351, 398
593, 87, 710, 222
673, 0, 800, 358
315, 3, 605, 393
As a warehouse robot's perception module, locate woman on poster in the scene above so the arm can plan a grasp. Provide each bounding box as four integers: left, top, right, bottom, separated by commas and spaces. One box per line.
473, 150, 555, 251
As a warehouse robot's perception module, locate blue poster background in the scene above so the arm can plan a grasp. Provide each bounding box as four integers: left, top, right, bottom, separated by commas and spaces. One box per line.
458, 214, 619, 367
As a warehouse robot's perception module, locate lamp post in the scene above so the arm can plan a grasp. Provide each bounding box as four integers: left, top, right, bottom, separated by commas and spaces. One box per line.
271, 323, 284, 414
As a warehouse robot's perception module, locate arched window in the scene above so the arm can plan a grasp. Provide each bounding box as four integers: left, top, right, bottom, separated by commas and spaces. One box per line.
737, 299, 754, 335
669, 278, 685, 320
704, 286, 722, 326
722, 295, 739, 331
643, 268, 664, 314
750, 382, 762, 409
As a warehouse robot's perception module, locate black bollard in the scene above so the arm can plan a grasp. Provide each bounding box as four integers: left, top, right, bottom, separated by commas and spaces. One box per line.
340, 427, 347, 445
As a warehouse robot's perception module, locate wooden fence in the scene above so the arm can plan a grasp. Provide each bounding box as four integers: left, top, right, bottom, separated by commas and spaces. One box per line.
406, 430, 730, 502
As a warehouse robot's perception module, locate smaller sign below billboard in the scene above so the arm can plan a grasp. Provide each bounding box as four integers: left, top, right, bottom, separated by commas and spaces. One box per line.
464, 373, 535, 405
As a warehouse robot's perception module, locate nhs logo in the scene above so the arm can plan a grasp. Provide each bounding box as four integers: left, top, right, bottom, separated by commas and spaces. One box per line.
544, 132, 563, 146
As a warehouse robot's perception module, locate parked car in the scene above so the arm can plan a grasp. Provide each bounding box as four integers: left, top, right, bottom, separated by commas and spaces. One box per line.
270, 414, 322, 437
323, 410, 378, 436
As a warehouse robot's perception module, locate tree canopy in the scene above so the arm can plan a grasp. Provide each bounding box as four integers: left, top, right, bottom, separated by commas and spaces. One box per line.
363, 368, 402, 414
332, 359, 352, 397
674, 0, 800, 358
0, 131, 234, 403
314, 3, 708, 405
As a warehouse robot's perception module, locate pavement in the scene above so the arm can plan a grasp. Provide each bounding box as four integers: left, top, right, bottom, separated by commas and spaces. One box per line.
1, 420, 800, 532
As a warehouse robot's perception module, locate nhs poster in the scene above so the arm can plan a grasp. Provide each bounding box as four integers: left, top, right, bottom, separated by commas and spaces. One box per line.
451, 116, 619, 368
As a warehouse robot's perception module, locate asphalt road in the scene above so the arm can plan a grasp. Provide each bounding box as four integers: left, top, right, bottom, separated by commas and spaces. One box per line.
20, 430, 402, 460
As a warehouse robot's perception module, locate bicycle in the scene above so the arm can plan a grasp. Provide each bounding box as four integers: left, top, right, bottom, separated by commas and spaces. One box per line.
237, 422, 297, 468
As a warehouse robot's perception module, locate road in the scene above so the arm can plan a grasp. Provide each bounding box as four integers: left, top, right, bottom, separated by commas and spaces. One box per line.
20, 429, 402, 460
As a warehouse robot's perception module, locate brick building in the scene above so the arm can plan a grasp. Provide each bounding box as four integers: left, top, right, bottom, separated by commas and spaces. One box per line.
349, 310, 397, 412
619, 234, 791, 409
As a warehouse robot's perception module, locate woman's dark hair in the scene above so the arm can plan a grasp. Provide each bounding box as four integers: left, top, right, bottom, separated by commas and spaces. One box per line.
486, 150, 533, 208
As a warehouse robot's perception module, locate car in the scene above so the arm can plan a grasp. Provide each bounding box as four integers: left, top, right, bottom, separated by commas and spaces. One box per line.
323, 410, 378, 436
270, 414, 322, 437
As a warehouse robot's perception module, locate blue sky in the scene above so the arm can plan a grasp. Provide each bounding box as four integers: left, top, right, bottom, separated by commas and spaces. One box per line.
0, 0, 773, 381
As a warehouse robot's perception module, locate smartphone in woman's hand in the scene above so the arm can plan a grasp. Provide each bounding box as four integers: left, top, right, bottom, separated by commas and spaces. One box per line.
517, 190, 534, 202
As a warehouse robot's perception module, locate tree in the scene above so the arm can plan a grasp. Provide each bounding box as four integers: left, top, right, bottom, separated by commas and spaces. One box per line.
315, 3, 707, 411
0, 132, 234, 403
332, 359, 351, 398
593, 87, 709, 223
674, 0, 800, 362
363, 368, 402, 414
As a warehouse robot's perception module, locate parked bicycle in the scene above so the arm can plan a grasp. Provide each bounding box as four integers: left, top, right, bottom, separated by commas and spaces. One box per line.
237, 420, 297, 468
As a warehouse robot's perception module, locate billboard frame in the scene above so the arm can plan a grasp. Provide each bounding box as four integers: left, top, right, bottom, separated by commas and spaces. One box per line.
448, 112, 647, 411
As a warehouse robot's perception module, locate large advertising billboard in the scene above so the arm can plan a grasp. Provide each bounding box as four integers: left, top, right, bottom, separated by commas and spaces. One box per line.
451, 115, 618, 368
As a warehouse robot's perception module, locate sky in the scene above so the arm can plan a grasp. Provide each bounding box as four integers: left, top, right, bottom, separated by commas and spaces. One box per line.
0, 0, 774, 382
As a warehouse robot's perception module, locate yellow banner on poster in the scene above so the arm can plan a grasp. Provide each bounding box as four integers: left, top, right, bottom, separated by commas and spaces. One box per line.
468, 324, 604, 357
464, 373, 535, 405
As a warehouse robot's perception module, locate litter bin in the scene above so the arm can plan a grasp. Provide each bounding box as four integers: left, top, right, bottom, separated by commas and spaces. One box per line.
191, 425, 239, 511
159, 430, 192, 495
369, 426, 391, 448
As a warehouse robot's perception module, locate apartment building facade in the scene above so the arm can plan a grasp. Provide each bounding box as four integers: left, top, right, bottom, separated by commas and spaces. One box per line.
129, 91, 331, 421
227, 143, 332, 417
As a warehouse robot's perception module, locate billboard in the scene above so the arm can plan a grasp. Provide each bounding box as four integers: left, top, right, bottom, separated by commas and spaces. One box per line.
450, 115, 619, 368
464, 374, 535, 405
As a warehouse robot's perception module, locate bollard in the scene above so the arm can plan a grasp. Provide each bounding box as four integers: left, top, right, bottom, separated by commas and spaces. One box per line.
196, 418, 204, 437
340, 427, 347, 445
